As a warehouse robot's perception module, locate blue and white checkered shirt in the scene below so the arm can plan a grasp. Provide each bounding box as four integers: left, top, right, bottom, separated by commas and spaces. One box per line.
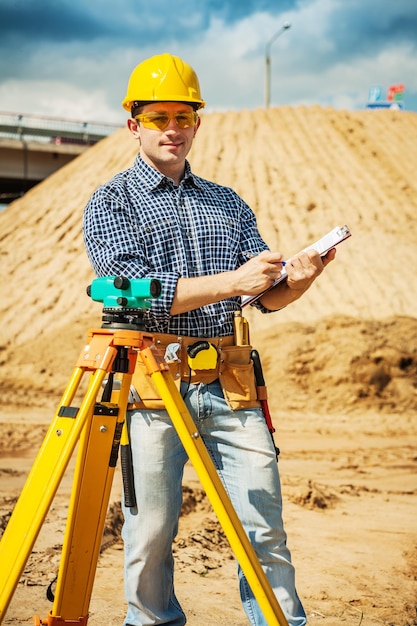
83, 155, 271, 336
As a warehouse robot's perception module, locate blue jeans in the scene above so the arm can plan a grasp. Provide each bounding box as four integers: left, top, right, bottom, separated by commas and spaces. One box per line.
122, 380, 306, 626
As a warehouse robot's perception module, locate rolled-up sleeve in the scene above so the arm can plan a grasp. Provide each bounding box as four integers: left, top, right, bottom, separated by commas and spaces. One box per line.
83, 184, 179, 323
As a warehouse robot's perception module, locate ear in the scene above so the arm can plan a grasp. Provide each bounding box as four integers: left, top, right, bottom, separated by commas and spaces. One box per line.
193, 115, 201, 137
127, 117, 141, 139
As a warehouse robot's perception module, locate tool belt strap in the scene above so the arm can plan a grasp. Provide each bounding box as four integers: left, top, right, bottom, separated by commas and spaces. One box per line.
129, 333, 261, 411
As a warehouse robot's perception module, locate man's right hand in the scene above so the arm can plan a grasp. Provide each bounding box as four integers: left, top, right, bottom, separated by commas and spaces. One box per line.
234, 251, 285, 295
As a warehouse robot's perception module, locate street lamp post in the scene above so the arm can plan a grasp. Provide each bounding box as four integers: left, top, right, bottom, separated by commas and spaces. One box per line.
265, 22, 291, 109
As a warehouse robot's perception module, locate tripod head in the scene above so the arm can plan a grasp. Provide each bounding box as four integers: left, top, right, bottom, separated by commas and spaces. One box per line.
87, 276, 162, 330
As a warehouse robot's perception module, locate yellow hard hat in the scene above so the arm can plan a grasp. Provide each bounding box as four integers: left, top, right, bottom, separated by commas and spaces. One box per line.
122, 53, 205, 112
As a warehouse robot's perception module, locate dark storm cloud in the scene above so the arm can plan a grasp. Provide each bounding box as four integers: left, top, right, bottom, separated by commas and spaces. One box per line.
0, 0, 295, 47
1, 0, 415, 55
0, 0, 296, 83
326, 1, 417, 57
0, 0, 110, 44
202, 0, 294, 22
273, 0, 417, 81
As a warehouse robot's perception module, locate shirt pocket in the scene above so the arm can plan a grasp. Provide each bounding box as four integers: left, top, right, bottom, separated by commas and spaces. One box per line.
140, 217, 181, 267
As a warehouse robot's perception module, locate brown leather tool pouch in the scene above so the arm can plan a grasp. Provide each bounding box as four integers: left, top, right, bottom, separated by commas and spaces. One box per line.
218, 345, 260, 410
129, 334, 234, 410
129, 335, 259, 412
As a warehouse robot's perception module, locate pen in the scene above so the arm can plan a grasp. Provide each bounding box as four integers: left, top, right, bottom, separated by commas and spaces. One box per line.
242, 251, 286, 265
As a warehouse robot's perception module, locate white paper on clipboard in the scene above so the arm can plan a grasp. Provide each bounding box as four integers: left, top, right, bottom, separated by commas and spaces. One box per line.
241, 224, 351, 308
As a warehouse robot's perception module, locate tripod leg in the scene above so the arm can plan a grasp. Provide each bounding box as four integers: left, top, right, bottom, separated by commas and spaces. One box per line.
39, 371, 132, 625
0, 365, 108, 622
140, 348, 289, 626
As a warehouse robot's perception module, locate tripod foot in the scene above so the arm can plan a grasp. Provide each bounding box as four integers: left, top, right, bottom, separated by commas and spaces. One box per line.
33, 613, 89, 625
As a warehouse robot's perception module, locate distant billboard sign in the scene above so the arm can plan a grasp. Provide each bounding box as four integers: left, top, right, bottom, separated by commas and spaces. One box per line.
366, 83, 405, 110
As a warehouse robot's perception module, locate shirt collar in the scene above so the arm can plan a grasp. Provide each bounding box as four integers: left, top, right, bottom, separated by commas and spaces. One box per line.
133, 154, 204, 191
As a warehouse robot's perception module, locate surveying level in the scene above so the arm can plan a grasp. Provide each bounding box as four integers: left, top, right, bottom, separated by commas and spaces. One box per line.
0, 277, 289, 626
87, 276, 161, 310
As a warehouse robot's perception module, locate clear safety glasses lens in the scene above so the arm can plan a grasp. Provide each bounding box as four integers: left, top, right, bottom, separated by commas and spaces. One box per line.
135, 111, 198, 130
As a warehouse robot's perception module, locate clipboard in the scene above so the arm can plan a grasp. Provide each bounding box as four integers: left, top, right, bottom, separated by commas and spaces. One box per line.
241, 224, 351, 308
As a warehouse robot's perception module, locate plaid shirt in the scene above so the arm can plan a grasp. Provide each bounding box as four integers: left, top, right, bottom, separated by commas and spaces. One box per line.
83, 155, 270, 336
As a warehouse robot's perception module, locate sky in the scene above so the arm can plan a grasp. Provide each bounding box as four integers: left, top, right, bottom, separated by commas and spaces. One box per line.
0, 0, 416, 126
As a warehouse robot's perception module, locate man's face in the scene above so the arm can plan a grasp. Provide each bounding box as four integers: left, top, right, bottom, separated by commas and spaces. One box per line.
127, 102, 200, 175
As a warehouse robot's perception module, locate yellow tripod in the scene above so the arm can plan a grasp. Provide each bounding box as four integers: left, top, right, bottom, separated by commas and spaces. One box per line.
0, 277, 288, 626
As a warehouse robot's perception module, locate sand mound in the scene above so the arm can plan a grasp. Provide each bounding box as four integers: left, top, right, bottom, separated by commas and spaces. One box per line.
1, 106, 417, 625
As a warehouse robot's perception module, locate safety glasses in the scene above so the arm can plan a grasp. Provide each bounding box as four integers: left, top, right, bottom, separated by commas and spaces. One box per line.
135, 110, 199, 131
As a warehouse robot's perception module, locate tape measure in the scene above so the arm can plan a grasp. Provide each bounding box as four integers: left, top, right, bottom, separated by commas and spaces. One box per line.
187, 341, 218, 370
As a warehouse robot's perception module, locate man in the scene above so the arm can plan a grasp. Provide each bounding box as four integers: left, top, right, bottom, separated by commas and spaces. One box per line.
83, 53, 335, 626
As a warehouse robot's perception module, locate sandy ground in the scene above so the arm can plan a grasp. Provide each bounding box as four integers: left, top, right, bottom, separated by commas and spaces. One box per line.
1, 105, 417, 625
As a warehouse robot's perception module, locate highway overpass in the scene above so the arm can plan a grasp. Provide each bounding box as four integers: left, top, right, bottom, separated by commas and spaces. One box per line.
0, 112, 121, 203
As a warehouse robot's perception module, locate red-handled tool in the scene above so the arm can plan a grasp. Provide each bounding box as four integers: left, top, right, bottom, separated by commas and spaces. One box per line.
251, 349, 280, 460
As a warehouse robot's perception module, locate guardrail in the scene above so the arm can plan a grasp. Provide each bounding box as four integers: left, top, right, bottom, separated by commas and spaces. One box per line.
0, 112, 122, 145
